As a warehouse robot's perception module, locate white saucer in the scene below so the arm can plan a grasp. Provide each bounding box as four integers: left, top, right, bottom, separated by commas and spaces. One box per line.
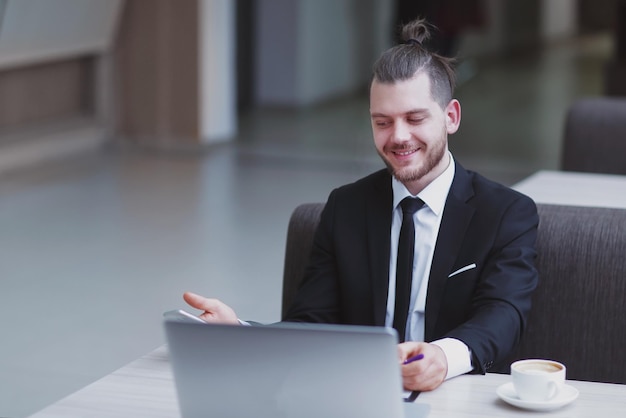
496, 382, 579, 411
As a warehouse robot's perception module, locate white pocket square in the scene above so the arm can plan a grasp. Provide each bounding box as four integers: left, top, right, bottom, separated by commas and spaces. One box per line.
448, 263, 477, 278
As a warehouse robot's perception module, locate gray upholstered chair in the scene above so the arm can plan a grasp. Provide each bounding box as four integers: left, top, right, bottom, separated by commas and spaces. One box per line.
506, 204, 626, 383
281, 202, 626, 384
281, 203, 326, 320
561, 98, 626, 175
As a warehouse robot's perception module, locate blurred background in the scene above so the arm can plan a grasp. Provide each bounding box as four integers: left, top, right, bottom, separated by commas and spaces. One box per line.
0, 0, 622, 416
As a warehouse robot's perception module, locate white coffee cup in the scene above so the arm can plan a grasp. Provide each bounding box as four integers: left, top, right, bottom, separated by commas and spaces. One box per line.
511, 359, 566, 402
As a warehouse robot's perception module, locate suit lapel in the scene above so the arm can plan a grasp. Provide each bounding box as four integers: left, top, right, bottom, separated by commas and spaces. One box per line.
424, 163, 475, 341
366, 171, 394, 326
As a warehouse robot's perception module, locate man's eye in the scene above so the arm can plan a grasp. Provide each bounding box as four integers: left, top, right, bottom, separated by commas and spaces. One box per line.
408, 118, 424, 124
375, 121, 391, 128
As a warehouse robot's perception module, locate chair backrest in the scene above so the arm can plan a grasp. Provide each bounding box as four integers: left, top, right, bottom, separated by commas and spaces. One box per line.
281, 203, 325, 319
507, 204, 626, 383
561, 98, 626, 175
281, 202, 626, 383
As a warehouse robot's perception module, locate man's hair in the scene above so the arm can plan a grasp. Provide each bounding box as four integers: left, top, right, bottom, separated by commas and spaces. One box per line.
372, 19, 456, 109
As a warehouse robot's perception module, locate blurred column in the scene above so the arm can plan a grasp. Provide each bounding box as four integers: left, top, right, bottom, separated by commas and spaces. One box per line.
113, 0, 236, 146
605, 0, 626, 95
541, 0, 577, 42
113, 0, 199, 145
199, 0, 236, 143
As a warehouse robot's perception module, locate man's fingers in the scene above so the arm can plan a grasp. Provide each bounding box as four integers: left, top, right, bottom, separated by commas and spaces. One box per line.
397, 341, 426, 364
183, 292, 222, 312
182, 292, 239, 324
399, 342, 447, 392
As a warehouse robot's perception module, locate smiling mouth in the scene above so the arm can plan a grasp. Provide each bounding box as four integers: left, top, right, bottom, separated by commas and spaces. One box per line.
392, 148, 418, 157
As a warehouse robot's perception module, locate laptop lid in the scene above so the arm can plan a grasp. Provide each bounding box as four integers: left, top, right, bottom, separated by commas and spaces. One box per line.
164, 320, 429, 418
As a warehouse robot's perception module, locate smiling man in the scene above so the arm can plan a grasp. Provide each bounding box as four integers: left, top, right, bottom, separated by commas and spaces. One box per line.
370, 71, 460, 196
184, 18, 539, 392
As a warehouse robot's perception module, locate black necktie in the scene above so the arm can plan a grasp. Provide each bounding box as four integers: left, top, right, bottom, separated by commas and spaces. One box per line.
393, 197, 424, 343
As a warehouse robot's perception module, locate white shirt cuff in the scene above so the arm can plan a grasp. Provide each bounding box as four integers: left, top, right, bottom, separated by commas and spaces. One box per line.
431, 337, 473, 380
238, 319, 251, 326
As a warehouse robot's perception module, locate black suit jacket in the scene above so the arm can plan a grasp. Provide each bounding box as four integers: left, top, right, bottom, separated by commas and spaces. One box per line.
284, 162, 539, 374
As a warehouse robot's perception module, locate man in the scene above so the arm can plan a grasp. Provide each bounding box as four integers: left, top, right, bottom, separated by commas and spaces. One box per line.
184, 18, 538, 392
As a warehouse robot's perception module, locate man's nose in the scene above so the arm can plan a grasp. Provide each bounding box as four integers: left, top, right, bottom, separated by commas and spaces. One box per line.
392, 121, 411, 142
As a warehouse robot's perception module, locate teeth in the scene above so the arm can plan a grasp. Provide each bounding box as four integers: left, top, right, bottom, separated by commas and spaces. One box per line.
396, 150, 415, 156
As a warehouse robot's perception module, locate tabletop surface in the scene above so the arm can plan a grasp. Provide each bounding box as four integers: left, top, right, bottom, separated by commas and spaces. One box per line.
30, 344, 626, 418
512, 170, 626, 208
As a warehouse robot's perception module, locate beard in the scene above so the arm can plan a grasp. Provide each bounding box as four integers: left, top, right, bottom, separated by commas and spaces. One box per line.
378, 136, 447, 184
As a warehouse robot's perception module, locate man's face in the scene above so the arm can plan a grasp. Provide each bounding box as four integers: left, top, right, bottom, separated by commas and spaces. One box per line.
370, 73, 460, 193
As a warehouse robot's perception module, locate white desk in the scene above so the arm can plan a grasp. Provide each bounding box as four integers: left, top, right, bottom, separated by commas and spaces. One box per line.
29, 345, 178, 418
512, 170, 626, 208
30, 345, 626, 417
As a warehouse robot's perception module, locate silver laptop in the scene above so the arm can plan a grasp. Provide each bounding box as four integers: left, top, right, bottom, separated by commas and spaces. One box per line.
164, 318, 430, 418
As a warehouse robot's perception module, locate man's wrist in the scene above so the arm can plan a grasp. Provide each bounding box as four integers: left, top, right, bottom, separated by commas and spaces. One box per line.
431, 338, 473, 380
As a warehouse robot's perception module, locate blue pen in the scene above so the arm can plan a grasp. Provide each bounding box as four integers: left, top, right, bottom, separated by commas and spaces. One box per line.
403, 353, 425, 365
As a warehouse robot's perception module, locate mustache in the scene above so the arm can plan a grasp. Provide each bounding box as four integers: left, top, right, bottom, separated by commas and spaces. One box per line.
388, 143, 418, 151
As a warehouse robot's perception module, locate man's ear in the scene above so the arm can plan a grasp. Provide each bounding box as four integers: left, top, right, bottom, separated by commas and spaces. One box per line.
445, 99, 461, 134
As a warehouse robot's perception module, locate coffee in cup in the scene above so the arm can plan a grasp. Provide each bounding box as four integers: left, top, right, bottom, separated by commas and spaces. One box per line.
511, 359, 565, 402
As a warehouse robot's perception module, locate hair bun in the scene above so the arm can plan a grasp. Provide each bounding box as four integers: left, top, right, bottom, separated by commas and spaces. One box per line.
400, 18, 431, 45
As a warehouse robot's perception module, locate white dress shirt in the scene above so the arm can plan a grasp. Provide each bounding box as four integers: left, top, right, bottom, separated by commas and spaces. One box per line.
385, 153, 473, 380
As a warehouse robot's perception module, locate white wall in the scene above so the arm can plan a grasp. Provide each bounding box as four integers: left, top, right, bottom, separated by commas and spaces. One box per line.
0, 0, 124, 69
255, 0, 299, 105
298, 0, 391, 105
256, 0, 393, 106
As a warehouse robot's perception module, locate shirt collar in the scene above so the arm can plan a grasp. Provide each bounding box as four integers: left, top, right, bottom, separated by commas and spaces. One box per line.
392, 152, 456, 216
